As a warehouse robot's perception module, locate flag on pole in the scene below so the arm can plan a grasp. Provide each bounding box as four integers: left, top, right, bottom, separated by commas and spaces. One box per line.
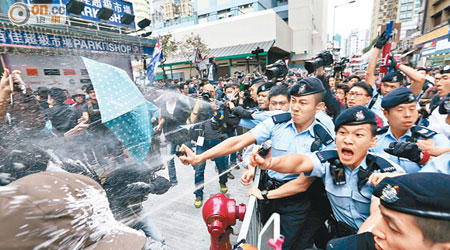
146, 35, 163, 85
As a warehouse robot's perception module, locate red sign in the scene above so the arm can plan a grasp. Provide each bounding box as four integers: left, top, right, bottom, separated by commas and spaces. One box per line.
26, 68, 38, 76
63, 69, 76, 76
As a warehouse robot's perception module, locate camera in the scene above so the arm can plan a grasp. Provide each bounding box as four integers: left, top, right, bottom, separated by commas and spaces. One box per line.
201, 92, 212, 101
304, 50, 334, 74
333, 57, 349, 73
234, 70, 245, 79
265, 60, 288, 80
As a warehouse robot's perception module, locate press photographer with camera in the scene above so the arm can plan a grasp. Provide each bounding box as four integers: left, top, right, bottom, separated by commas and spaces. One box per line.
188, 83, 234, 208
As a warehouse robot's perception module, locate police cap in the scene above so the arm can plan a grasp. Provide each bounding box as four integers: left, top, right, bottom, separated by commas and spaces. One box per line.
334, 105, 377, 131
381, 71, 404, 83
374, 173, 450, 220
381, 87, 416, 110
289, 77, 324, 97
250, 77, 265, 86
257, 82, 275, 94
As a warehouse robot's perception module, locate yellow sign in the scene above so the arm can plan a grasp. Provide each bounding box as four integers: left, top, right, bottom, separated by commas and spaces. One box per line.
414, 25, 449, 46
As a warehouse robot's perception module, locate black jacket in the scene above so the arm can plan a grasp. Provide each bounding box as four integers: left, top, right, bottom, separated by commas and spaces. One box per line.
45, 104, 80, 133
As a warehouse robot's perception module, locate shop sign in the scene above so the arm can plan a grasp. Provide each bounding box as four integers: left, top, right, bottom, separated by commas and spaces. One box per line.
0, 28, 153, 55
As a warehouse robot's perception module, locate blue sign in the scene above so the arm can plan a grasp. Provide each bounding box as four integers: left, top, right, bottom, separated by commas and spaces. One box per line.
26, 0, 135, 28
0, 28, 154, 55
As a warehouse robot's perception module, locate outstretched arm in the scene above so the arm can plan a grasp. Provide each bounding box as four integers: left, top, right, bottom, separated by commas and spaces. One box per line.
179, 131, 257, 165
366, 48, 381, 87
398, 64, 425, 96
249, 151, 314, 174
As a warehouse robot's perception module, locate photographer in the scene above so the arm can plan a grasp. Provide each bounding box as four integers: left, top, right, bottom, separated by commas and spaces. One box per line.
188, 83, 232, 208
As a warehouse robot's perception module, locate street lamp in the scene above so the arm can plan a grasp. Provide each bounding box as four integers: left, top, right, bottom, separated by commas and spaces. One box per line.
332, 0, 356, 47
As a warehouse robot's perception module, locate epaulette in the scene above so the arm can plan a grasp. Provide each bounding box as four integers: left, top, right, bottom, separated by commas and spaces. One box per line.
313, 123, 334, 146
271, 112, 291, 124
411, 125, 437, 139
366, 153, 397, 173
377, 126, 389, 135
315, 150, 338, 163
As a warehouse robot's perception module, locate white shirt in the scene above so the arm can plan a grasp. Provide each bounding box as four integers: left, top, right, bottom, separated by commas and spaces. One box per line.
428, 108, 450, 139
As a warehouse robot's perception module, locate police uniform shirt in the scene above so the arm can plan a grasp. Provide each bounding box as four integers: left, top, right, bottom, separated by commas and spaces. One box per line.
372, 127, 450, 173
239, 110, 284, 129
419, 152, 450, 175
250, 117, 335, 182
305, 151, 403, 230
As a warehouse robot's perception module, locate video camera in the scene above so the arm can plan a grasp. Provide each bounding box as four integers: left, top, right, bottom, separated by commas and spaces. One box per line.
305, 50, 334, 74
334, 57, 349, 73
265, 60, 288, 80
234, 70, 246, 79
201, 92, 212, 101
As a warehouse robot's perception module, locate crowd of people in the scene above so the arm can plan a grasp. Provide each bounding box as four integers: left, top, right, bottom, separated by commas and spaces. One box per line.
0, 31, 449, 250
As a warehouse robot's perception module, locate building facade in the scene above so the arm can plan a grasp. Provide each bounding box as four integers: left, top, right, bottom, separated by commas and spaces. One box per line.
413, 0, 450, 66
130, 0, 152, 29
371, 0, 400, 40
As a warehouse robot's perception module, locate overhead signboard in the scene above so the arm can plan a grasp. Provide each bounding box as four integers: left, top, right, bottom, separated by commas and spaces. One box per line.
0, 28, 154, 55
25, 0, 135, 28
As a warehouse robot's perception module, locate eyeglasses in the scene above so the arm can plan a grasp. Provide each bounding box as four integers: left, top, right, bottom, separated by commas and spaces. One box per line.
346, 92, 368, 98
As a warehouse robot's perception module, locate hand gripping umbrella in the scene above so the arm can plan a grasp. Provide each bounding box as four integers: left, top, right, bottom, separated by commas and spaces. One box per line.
82, 57, 153, 164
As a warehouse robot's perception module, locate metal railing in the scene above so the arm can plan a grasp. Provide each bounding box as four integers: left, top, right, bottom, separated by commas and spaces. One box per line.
237, 168, 262, 246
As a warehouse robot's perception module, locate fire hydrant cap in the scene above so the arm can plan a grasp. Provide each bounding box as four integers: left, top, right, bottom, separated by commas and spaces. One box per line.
208, 220, 223, 237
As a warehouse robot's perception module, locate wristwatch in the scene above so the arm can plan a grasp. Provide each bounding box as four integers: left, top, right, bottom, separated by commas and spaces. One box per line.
261, 190, 269, 201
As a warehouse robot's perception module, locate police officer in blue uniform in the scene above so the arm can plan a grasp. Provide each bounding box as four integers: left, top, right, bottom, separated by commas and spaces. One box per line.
179, 77, 335, 250
249, 106, 404, 237
372, 87, 450, 173
326, 173, 450, 250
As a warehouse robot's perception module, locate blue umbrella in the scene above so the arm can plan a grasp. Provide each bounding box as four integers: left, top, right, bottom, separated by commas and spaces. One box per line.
82, 57, 152, 164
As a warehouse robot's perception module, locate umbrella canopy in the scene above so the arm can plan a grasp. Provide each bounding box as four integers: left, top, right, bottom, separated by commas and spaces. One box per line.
82, 57, 152, 163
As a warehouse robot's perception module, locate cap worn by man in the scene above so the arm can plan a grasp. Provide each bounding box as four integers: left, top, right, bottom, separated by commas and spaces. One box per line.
381, 71, 404, 83
334, 105, 377, 131
257, 81, 275, 94
0, 171, 147, 250
72, 89, 85, 98
374, 172, 450, 220
288, 77, 325, 97
381, 87, 416, 110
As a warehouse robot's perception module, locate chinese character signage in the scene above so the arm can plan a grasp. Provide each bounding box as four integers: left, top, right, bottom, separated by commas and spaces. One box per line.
25, 0, 135, 28
0, 28, 154, 55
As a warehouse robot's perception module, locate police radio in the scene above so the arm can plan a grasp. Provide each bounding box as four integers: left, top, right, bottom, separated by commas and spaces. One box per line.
257, 140, 272, 158
330, 159, 346, 185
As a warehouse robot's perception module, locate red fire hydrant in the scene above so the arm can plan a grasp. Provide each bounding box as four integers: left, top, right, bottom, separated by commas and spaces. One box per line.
202, 193, 246, 250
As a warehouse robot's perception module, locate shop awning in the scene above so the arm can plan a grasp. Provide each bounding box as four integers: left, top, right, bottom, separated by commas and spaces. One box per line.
164, 40, 275, 66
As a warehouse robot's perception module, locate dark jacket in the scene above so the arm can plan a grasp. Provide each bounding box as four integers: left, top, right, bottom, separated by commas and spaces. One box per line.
45, 104, 80, 133
161, 98, 191, 144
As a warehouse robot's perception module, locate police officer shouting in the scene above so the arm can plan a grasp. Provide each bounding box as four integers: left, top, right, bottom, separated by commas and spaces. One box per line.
179, 77, 335, 250
249, 106, 404, 237
372, 87, 450, 173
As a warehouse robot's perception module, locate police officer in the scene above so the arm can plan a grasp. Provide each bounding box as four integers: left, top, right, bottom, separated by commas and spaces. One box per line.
179, 77, 335, 250
326, 173, 450, 250
249, 106, 404, 237
372, 87, 450, 173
